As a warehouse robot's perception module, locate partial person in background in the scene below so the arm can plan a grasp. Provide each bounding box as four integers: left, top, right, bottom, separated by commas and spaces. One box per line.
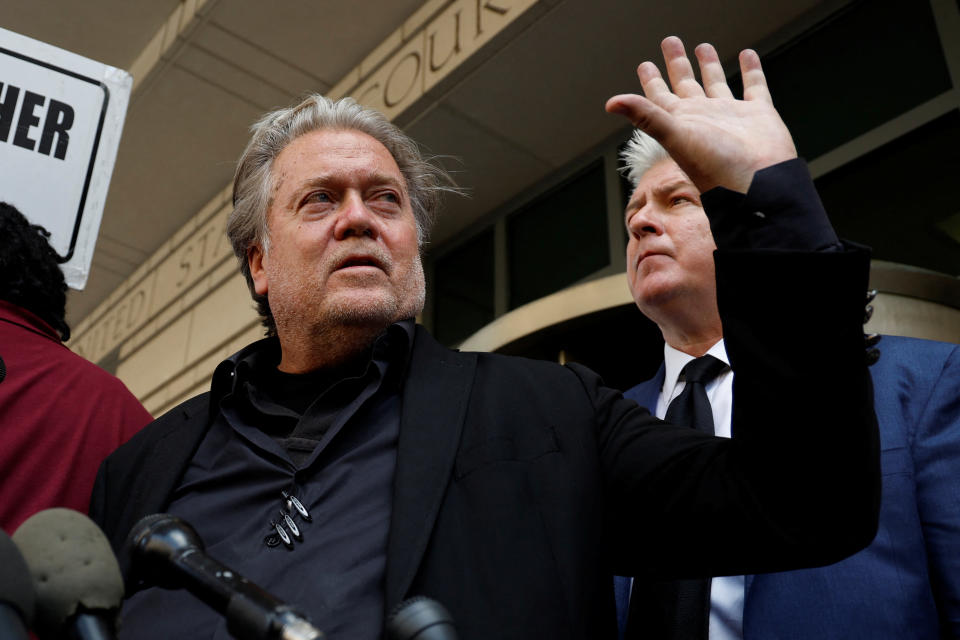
0, 202, 152, 533
614, 128, 960, 639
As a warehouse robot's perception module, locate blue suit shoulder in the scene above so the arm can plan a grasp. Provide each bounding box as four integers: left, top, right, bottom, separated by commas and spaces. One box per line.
869, 335, 959, 442
870, 334, 958, 382
740, 335, 960, 639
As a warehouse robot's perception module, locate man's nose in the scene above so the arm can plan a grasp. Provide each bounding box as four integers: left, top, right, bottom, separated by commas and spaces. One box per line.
627, 206, 665, 237
333, 192, 378, 240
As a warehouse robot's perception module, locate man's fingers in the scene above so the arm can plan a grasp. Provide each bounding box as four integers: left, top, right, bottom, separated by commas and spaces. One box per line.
661, 36, 705, 98
739, 49, 773, 103
636, 61, 679, 111
605, 94, 674, 143
694, 43, 734, 99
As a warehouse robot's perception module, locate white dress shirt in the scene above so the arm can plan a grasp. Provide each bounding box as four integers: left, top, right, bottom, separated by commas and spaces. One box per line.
658, 339, 744, 640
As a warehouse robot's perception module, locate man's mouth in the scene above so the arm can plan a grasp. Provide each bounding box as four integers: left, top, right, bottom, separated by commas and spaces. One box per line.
335, 254, 387, 272
637, 250, 666, 267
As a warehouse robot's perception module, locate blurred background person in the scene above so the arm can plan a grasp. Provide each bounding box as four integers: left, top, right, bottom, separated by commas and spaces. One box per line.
0, 202, 152, 533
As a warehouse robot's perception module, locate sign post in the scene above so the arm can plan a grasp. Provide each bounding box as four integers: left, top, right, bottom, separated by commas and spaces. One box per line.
0, 27, 131, 289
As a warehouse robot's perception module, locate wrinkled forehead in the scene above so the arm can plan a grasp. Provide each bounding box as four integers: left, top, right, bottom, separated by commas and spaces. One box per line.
285, 127, 402, 172
628, 160, 698, 204
633, 158, 691, 191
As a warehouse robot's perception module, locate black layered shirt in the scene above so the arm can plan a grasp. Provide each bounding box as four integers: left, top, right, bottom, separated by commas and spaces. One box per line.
118, 320, 414, 640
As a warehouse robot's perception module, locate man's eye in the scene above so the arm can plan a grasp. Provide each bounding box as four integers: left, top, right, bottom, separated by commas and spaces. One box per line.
378, 191, 400, 204
670, 195, 691, 206
305, 192, 332, 204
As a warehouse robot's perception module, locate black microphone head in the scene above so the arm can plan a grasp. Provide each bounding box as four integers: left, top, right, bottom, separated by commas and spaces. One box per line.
0, 529, 35, 628
124, 513, 205, 588
386, 596, 458, 640
12, 508, 123, 639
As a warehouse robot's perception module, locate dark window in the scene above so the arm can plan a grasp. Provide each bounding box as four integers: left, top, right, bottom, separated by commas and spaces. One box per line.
495, 304, 663, 392
507, 160, 609, 309
433, 228, 495, 345
730, 0, 951, 159
815, 110, 960, 276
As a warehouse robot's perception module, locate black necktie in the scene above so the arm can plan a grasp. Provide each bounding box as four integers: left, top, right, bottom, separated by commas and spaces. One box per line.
625, 355, 727, 640
664, 355, 727, 435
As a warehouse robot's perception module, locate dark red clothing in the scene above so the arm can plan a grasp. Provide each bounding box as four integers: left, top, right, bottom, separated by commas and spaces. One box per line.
0, 300, 152, 533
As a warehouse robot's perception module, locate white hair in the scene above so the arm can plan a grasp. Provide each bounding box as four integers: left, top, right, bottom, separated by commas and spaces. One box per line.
620, 130, 670, 187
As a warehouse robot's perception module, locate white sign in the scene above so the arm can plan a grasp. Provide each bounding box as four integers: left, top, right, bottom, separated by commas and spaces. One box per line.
0, 27, 131, 289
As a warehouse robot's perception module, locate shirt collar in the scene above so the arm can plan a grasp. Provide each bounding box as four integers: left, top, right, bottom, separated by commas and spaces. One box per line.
208, 318, 416, 422
661, 338, 729, 399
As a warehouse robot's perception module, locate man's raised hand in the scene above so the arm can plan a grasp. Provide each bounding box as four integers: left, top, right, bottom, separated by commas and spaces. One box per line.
606, 36, 797, 194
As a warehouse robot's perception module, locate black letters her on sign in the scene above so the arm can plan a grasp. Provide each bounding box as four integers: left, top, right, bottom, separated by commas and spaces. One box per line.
0, 82, 75, 160
39, 99, 73, 159
13, 90, 45, 151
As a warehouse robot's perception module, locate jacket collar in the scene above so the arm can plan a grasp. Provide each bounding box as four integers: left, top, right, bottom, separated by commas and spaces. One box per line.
626, 363, 664, 412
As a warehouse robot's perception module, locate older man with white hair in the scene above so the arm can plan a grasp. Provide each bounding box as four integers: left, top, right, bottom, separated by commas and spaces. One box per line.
615, 127, 960, 640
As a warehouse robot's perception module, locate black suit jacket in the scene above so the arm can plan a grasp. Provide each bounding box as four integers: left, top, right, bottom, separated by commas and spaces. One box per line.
90, 246, 879, 640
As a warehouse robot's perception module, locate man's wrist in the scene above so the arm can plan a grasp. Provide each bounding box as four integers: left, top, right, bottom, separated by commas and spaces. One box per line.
702, 158, 841, 252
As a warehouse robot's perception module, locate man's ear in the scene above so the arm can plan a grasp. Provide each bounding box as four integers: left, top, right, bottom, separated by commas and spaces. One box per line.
248, 244, 268, 296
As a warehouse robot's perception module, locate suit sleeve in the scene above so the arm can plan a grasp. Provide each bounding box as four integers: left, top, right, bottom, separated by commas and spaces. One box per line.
88, 458, 109, 529
701, 158, 840, 252
911, 343, 960, 635
596, 159, 879, 579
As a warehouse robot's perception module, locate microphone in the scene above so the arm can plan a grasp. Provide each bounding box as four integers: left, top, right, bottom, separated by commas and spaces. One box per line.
126, 513, 323, 640
0, 529, 35, 640
12, 508, 123, 640
386, 596, 458, 640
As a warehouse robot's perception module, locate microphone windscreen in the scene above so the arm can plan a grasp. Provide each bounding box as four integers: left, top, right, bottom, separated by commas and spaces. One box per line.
0, 529, 35, 626
386, 596, 458, 640
124, 513, 205, 588
12, 508, 124, 638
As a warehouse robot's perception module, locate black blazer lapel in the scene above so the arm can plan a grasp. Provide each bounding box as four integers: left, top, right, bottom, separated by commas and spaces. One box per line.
385, 326, 476, 607
98, 394, 212, 561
